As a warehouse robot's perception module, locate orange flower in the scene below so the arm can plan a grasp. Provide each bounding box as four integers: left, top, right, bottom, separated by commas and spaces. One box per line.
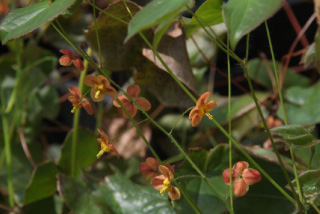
96, 128, 119, 159
151, 165, 180, 201
189, 92, 216, 127
68, 87, 93, 115
59, 49, 84, 71
222, 161, 261, 197
113, 85, 151, 118
139, 157, 160, 180
84, 75, 118, 102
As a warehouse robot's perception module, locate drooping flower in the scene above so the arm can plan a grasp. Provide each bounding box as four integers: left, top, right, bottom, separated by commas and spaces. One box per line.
151, 165, 181, 200
96, 128, 119, 159
139, 157, 160, 180
113, 85, 151, 118
189, 92, 217, 127
68, 87, 93, 115
222, 161, 261, 197
84, 75, 118, 102
59, 49, 84, 71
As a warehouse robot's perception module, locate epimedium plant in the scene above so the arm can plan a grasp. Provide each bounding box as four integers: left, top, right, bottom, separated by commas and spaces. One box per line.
0, 0, 320, 213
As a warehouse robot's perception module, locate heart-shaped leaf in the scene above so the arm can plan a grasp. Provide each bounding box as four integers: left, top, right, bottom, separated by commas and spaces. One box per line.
126, 0, 194, 41
289, 170, 320, 198
0, 0, 77, 44
183, 0, 223, 38
57, 128, 99, 176
224, 0, 283, 49
24, 162, 59, 205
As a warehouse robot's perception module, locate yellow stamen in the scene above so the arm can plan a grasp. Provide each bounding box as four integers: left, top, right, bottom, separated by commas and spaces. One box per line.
160, 178, 171, 196
94, 84, 105, 99
96, 150, 105, 158
97, 142, 111, 158
205, 112, 213, 120
71, 104, 81, 113
95, 90, 101, 98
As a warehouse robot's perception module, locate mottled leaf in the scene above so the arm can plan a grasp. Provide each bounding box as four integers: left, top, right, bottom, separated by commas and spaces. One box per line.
289, 170, 320, 198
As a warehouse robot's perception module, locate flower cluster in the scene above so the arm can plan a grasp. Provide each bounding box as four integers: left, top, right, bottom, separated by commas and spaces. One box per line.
222, 161, 261, 196
61, 49, 153, 160
139, 157, 180, 200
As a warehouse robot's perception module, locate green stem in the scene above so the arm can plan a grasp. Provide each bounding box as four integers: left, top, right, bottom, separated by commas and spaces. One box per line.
175, 182, 202, 214
265, 21, 304, 210
92, 0, 103, 67
241, 64, 300, 208
70, 49, 91, 177
227, 38, 234, 213
110, 119, 148, 143
209, 116, 296, 205
114, 98, 160, 161
1, 115, 14, 207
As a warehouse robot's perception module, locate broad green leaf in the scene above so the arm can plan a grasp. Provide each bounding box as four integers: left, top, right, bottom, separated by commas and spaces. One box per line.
0, 140, 33, 204
247, 58, 310, 91
271, 125, 317, 148
0, 0, 77, 44
183, 0, 223, 38
23, 196, 56, 214
289, 170, 320, 198
57, 172, 175, 214
57, 174, 105, 214
85, 1, 151, 70
277, 82, 320, 124
270, 125, 314, 137
134, 59, 195, 108
224, 0, 282, 49
24, 162, 59, 205
175, 146, 229, 214
57, 128, 99, 176
126, 0, 194, 41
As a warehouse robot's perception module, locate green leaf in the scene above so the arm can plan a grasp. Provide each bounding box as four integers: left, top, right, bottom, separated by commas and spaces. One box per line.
271, 125, 317, 148
126, 0, 194, 41
300, 42, 316, 68
289, 170, 320, 198
24, 162, 59, 205
247, 58, 310, 91
23, 196, 56, 214
270, 125, 314, 137
183, 0, 223, 38
277, 82, 320, 125
0, 0, 77, 44
224, 0, 282, 49
57, 172, 175, 214
85, 1, 151, 70
57, 128, 99, 176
